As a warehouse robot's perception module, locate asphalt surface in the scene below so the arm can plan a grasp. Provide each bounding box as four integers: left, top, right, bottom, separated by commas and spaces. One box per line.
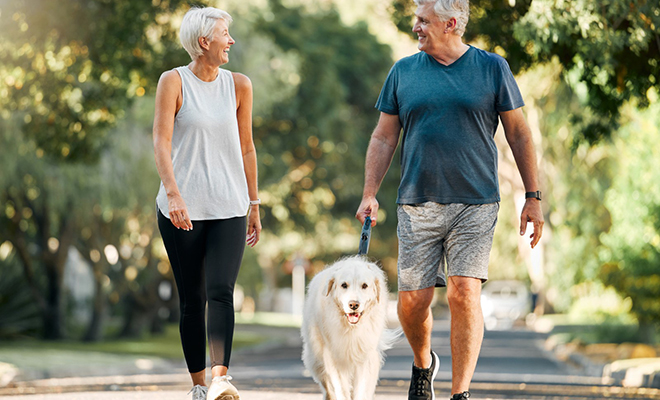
3, 320, 660, 399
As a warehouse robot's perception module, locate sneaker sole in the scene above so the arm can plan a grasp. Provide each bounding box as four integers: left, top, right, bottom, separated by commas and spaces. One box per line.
430, 351, 440, 400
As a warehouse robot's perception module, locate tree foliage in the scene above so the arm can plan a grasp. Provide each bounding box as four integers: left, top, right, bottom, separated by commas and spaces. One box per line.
389, 0, 660, 144
240, 0, 397, 287
0, 0, 397, 334
0, 0, 191, 339
0, 0, 188, 162
598, 102, 660, 342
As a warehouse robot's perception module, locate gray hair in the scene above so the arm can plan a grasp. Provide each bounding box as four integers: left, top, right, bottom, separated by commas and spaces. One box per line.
180, 7, 233, 60
414, 0, 469, 37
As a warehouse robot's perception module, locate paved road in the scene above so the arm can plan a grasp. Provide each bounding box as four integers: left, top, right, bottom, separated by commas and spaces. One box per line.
229, 319, 589, 383
4, 320, 660, 399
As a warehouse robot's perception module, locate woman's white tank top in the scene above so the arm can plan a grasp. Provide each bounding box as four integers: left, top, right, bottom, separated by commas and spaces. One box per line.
156, 66, 249, 220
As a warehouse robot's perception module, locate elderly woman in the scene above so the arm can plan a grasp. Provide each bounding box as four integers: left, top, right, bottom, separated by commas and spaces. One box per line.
153, 6, 261, 400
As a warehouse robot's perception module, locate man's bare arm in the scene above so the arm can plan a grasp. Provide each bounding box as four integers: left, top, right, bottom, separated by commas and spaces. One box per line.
356, 112, 402, 226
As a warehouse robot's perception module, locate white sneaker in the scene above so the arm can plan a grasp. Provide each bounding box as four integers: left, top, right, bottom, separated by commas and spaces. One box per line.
206, 375, 240, 400
187, 385, 208, 400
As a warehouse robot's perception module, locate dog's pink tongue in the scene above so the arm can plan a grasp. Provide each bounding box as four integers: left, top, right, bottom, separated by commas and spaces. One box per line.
347, 313, 360, 324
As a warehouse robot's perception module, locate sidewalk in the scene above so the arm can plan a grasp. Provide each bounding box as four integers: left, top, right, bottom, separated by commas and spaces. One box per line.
0, 323, 299, 383
6, 391, 401, 400
4, 320, 660, 399
543, 325, 660, 388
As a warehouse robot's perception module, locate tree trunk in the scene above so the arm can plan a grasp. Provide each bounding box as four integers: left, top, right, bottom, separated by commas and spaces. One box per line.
120, 282, 165, 337
118, 295, 147, 338
43, 262, 64, 340
150, 306, 165, 335
83, 268, 105, 342
41, 212, 76, 340
258, 256, 278, 312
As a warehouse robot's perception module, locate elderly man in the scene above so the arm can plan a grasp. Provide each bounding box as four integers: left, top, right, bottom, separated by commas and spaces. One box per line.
355, 0, 544, 399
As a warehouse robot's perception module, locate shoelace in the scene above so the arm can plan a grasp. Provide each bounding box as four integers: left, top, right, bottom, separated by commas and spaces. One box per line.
414, 368, 432, 396
187, 385, 207, 400
212, 375, 233, 382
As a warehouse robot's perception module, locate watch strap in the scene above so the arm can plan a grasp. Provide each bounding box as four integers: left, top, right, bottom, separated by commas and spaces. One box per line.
525, 191, 542, 201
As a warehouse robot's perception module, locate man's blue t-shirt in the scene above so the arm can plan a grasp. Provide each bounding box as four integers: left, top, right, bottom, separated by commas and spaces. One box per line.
375, 46, 524, 205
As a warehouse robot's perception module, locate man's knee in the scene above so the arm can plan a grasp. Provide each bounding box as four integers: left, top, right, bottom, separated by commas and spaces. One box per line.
398, 288, 434, 317
447, 276, 482, 309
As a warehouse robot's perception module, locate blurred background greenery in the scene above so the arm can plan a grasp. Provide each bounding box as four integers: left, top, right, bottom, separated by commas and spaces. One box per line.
0, 0, 659, 354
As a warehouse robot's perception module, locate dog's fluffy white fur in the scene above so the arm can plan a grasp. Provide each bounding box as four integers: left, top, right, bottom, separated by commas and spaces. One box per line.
301, 256, 400, 400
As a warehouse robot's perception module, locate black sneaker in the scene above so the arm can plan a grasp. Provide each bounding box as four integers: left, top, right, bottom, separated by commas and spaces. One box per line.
408, 350, 440, 400
450, 391, 471, 400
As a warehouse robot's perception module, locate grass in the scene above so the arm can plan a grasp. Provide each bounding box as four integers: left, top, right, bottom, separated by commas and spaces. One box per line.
0, 323, 267, 361
235, 311, 302, 328
537, 314, 647, 345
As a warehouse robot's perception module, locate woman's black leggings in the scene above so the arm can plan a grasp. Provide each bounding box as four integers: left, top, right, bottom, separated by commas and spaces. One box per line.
158, 210, 246, 373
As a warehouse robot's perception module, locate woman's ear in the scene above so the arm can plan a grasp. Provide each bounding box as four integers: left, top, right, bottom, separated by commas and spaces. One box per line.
325, 278, 335, 296
198, 36, 210, 51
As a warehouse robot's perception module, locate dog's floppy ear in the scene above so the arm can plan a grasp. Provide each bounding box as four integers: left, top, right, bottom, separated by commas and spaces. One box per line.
325, 277, 335, 296
366, 262, 386, 304
374, 276, 381, 303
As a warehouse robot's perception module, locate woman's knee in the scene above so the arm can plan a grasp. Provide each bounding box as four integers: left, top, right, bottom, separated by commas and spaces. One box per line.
206, 283, 234, 306
180, 296, 206, 316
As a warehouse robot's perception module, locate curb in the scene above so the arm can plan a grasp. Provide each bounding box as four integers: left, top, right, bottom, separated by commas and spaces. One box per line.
603, 358, 660, 388
549, 341, 660, 388
0, 362, 18, 388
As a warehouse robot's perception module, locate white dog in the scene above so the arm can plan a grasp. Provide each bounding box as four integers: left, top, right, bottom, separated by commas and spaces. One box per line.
302, 256, 400, 400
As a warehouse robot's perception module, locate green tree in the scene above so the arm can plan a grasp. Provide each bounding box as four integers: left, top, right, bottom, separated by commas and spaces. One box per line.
0, 248, 40, 338
0, 0, 191, 339
389, 0, 660, 144
233, 0, 398, 295
0, 0, 188, 161
598, 101, 660, 343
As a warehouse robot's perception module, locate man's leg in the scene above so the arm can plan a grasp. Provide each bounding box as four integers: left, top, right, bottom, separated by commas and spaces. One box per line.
398, 287, 435, 369
446, 275, 483, 395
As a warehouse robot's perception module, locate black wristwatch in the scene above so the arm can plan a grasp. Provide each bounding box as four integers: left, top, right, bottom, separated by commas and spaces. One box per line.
525, 191, 542, 201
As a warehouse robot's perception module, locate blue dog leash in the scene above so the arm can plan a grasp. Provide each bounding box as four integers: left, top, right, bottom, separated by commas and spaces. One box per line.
358, 216, 372, 255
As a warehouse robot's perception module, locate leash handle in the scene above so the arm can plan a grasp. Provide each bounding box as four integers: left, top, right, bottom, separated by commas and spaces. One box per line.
358, 216, 372, 255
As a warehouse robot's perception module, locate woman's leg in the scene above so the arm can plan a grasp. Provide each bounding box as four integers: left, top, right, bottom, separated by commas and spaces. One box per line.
157, 210, 208, 385
204, 215, 247, 377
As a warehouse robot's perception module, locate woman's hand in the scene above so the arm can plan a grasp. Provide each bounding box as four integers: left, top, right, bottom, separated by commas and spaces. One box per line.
168, 193, 193, 231
246, 205, 261, 247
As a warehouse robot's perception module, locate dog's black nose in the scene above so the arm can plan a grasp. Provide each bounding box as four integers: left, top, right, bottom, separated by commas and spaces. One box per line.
349, 301, 359, 311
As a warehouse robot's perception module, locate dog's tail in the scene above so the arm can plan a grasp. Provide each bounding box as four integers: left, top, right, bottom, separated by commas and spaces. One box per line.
379, 327, 404, 352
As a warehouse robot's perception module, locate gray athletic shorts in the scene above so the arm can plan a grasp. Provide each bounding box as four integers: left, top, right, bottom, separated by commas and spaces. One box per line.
397, 202, 499, 291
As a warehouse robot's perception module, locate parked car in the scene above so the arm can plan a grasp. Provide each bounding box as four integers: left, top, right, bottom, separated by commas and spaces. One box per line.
481, 280, 532, 330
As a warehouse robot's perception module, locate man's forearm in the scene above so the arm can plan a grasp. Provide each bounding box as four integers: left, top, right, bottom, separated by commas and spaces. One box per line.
363, 134, 398, 198
509, 133, 540, 192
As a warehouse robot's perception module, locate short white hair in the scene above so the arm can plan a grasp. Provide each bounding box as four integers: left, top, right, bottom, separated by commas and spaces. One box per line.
180, 7, 233, 60
414, 0, 469, 37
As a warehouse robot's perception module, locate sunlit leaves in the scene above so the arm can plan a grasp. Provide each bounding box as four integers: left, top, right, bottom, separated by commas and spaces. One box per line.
0, 0, 189, 162
596, 101, 660, 328
389, 0, 660, 144
248, 0, 394, 267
